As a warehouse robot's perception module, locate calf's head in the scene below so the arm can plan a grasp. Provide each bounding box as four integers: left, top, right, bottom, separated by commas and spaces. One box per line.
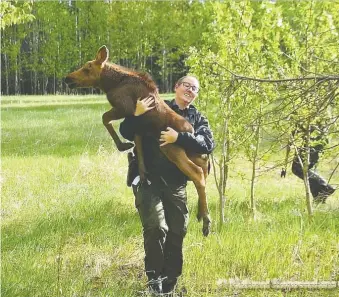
64, 45, 109, 89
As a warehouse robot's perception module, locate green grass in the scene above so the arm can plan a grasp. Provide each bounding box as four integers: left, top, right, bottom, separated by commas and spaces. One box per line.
1, 95, 339, 297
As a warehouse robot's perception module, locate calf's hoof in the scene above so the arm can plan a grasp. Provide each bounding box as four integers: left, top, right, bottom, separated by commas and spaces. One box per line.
117, 142, 134, 152
202, 215, 211, 237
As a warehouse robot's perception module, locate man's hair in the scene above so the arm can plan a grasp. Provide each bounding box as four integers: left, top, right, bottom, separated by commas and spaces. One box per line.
176, 75, 199, 85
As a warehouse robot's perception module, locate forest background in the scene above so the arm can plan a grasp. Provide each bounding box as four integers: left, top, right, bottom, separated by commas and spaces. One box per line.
2, 0, 337, 95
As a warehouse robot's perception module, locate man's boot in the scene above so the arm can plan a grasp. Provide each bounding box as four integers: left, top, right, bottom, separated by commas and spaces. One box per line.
314, 184, 336, 204
147, 277, 163, 295
162, 278, 177, 294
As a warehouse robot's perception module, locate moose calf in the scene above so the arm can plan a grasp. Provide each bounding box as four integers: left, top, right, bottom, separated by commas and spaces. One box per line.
65, 45, 211, 236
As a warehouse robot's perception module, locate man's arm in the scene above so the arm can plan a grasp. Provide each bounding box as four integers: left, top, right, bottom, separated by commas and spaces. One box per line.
175, 113, 215, 154
119, 96, 155, 141
119, 116, 139, 141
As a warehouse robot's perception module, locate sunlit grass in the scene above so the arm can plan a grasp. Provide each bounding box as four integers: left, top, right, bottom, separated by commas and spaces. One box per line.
2, 95, 339, 297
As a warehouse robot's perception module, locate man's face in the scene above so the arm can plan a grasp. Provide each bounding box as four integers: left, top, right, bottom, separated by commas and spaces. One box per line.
174, 77, 199, 109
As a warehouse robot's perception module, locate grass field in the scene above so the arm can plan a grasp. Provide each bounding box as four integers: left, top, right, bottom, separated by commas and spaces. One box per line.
1, 95, 339, 297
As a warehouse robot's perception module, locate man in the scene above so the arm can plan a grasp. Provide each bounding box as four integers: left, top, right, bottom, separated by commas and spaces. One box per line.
119, 76, 215, 295
284, 122, 335, 203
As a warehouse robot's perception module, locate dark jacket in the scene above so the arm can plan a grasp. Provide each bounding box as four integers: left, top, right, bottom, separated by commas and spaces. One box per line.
119, 99, 215, 185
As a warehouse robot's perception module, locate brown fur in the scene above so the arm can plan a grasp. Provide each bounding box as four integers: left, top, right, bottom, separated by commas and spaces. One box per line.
65, 45, 211, 236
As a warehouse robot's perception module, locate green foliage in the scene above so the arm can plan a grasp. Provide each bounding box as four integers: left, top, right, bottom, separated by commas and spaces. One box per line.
0, 0, 34, 30
187, 0, 339, 135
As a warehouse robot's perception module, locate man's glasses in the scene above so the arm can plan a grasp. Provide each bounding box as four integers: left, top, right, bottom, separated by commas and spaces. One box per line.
180, 81, 199, 93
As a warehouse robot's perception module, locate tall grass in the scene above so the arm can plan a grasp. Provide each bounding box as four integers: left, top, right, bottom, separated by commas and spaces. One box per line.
2, 95, 338, 297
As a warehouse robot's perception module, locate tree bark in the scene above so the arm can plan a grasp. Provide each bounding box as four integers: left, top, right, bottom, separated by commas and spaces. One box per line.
301, 121, 313, 216
4, 54, 9, 95
250, 105, 262, 218
250, 122, 260, 217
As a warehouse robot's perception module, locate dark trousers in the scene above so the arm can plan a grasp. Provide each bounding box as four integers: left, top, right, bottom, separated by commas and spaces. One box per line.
132, 179, 189, 287
292, 147, 334, 200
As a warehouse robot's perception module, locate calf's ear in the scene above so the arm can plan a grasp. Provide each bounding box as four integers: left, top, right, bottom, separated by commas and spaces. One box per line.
95, 45, 109, 67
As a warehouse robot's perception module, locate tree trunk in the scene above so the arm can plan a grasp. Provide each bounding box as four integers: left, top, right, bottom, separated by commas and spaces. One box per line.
250, 122, 260, 218
15, 58, 19, 95
162, 47, 167, 92
211, 116, 230, 227
45, 75, 48, 95
291, 126, 313, 217
220, 118, 228, 225
34, 70, 37, 94
301, 121, 313, 216
4, 54, 9, 95
250, 106, 262, 218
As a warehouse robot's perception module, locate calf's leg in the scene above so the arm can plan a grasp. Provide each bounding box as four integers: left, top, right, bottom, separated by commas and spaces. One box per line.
161, 145, 211, 237
188, 153, 209, 180
102, 108, 134, 151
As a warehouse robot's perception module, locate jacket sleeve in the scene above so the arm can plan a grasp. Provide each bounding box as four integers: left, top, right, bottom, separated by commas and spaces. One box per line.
175, 113, 215, 154
119, 116, 140, 141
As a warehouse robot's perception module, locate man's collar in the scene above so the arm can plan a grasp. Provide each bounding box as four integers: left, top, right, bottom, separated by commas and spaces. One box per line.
170, 99, 195, 112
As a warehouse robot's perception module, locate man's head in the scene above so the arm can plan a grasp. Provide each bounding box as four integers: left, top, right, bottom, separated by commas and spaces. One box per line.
174, 75, 200, 109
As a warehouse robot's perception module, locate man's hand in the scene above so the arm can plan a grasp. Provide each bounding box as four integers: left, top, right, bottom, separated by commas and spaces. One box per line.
134, 96, 155, 116
160, 127, 178, 146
